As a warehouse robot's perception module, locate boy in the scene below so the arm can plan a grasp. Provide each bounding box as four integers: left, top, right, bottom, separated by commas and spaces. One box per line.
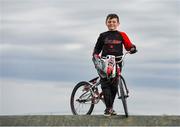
92, 13, 137, 116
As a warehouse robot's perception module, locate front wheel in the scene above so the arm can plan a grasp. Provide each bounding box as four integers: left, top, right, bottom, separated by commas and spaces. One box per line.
70, 81, 95, 115
118, 76, 128, 117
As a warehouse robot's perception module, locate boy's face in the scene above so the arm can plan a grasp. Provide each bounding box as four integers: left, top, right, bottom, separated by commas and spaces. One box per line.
106, 18, 119, 31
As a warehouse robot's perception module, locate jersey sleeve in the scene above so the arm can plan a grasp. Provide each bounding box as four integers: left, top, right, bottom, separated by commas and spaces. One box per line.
93, 34, 104, 56
120, 32, 133, 51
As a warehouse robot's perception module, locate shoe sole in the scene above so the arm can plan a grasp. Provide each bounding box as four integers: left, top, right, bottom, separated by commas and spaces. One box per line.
104, 114, 111, 117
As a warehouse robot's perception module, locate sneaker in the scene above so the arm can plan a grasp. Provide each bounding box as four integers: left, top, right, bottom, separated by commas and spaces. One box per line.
110, 109, 117, 115
104, 109, 111, 116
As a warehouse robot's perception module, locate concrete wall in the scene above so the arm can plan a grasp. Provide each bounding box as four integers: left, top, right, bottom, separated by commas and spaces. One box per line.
0, 115, 180, 126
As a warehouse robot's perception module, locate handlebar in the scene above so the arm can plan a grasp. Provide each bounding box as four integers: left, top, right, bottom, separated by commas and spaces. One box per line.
94, 50, 137, 64
116, 49, 138, 63
115, 51, 131, 63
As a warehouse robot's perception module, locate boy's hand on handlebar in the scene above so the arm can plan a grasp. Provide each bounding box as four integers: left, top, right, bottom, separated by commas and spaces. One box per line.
130, 49, 138, 54
129, 45, 137, 54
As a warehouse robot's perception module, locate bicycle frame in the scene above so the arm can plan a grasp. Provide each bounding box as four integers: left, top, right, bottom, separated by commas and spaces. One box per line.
70, 51, 132, 116
87, 51, 131, 102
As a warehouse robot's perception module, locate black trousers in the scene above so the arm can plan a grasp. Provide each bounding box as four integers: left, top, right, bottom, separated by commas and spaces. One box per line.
101, 78, 118, 109
100, 62, 122, 109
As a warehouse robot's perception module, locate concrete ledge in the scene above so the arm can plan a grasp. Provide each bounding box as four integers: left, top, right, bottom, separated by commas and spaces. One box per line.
0, 115, 180, 126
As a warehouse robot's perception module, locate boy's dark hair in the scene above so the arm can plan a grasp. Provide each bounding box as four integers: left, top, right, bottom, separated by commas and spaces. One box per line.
106, 13, 119, 23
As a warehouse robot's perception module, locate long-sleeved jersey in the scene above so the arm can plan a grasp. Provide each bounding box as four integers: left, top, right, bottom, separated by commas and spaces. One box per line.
93, 30, 134, 57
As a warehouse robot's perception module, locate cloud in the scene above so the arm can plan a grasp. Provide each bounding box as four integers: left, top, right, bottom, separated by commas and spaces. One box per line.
0, 43, 84, 57
0, 79, 179, 115
0, 79, 74, 115
0, 0, 180, 115
1, 0, 180, 86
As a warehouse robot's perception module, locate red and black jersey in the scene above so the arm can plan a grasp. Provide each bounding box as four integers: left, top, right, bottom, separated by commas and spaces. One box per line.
93, 30, 134, 57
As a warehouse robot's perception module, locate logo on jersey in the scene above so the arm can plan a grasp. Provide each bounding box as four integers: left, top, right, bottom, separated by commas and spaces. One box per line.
104, 38, 122, 45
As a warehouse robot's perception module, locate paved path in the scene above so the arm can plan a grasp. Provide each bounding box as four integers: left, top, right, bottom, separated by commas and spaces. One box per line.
0, 115, 180, 126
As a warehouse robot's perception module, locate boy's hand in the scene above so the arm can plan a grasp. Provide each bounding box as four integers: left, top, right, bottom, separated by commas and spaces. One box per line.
129, 45, 137, 54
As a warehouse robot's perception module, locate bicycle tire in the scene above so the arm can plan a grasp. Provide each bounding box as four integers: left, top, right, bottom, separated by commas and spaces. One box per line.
70, 81, 95, 115
119, 76, 128, 117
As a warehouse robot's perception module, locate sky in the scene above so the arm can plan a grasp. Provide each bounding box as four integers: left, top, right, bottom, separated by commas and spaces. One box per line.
0, 0, 180, 115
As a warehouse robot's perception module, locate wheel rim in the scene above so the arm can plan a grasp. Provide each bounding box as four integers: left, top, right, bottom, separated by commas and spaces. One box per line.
119, 77, 128, 117
72, 83, 94, 115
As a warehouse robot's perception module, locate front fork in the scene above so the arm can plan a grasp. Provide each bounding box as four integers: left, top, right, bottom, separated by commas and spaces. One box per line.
116, 64, 121, 98
117, 77, 121, 98
116, 65, 129, 99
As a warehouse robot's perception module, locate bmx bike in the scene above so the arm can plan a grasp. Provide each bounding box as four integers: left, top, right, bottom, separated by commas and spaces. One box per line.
70, 51, 131, 117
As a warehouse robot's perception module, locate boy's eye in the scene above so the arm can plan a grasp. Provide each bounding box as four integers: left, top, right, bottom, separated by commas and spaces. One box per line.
108, 21, 117, 24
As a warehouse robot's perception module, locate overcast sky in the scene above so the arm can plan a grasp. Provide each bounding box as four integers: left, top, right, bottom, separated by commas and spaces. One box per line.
0, 0, 180, 115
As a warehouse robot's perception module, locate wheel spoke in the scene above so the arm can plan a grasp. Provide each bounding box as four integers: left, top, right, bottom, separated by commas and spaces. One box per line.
70, 81, 95, 115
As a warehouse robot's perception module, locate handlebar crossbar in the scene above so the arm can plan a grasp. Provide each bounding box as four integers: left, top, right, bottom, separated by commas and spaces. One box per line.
115, 51, 131, 63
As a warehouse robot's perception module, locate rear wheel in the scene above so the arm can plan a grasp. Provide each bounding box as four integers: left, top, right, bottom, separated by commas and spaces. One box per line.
70, 81, 95, 115
119, 76, 128, 117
